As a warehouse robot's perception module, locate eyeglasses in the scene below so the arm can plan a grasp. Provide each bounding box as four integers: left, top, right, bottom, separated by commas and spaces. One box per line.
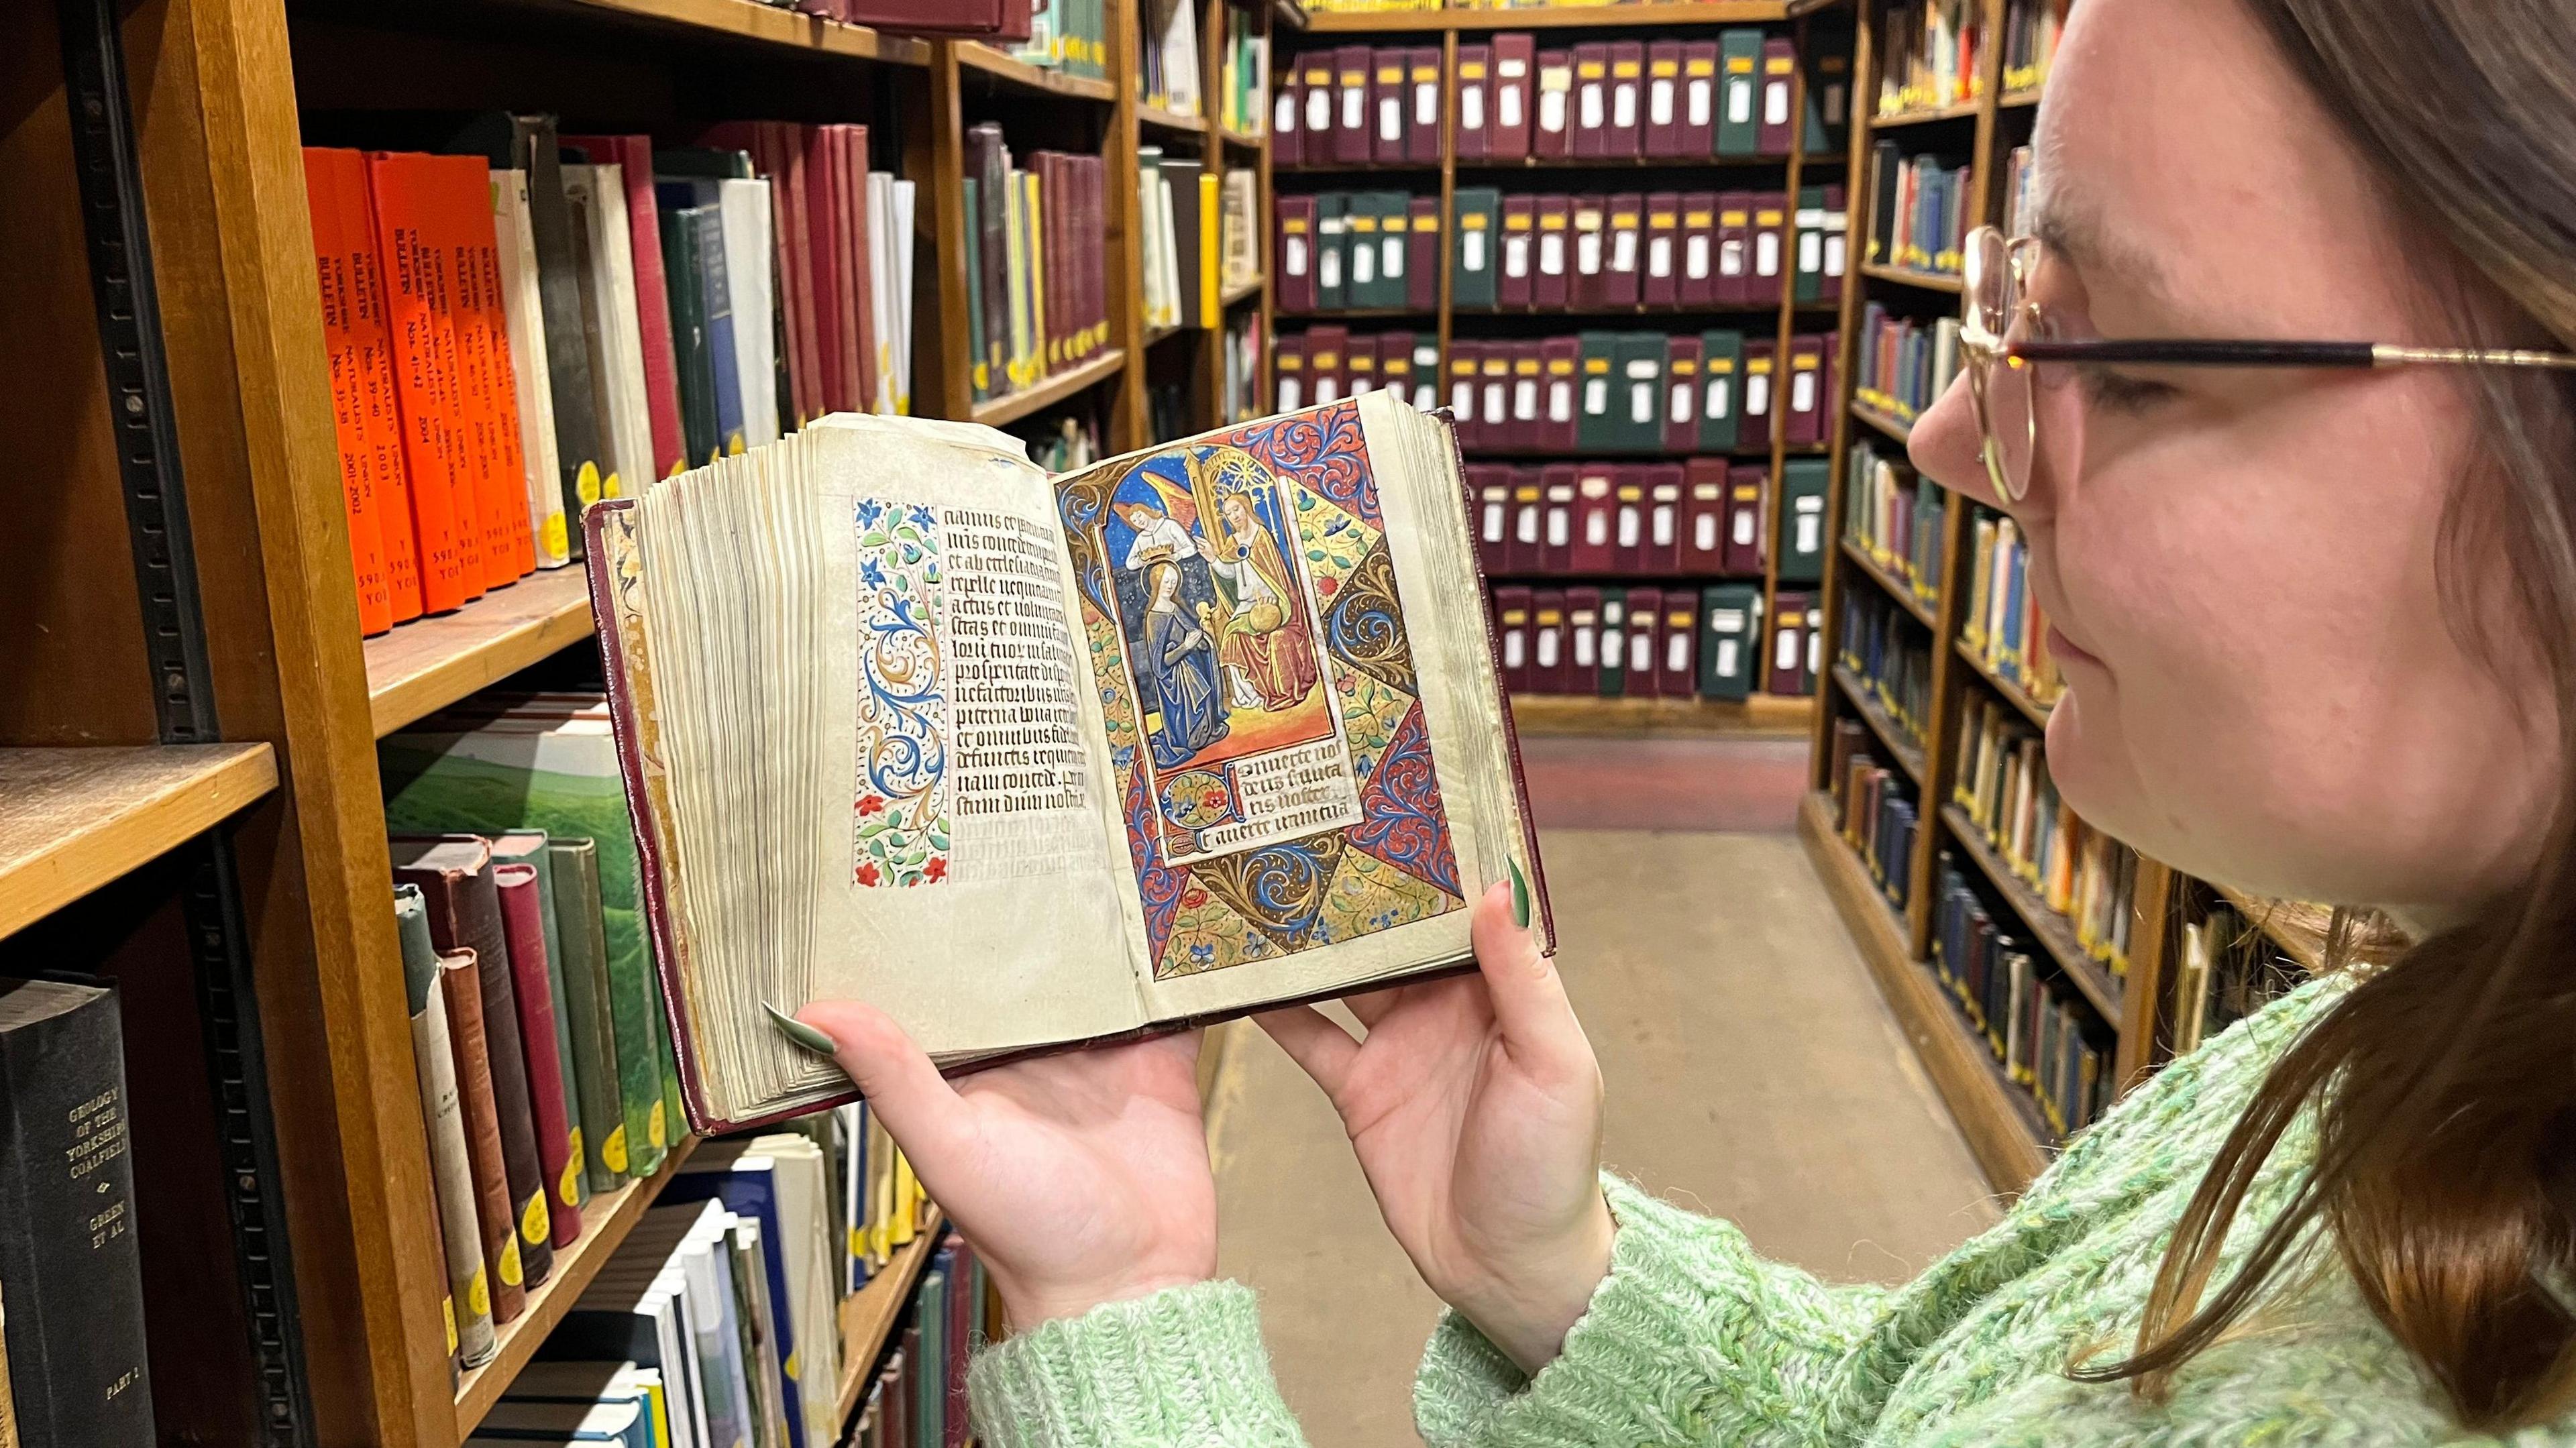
1955, 224, 2576, 502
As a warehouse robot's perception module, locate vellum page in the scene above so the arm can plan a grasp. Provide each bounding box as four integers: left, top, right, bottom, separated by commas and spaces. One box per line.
1046, 392, 1538, 1028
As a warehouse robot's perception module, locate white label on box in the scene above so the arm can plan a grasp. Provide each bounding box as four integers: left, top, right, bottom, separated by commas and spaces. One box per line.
1350, 377, 1375, 396
1668, 632, 1687, 673
1706, 379, 1731, 420
1648, 236, 1673, 278
1277, 91, 1297, 134
1799, 231, 1822, 274
1504, 234, 1529, 278
1764, 78, 1790, 127
1733, 509, 1756, 546
1462, 85, 1486, 132
1343, 87, 1364, 129
1721, 237, 1746, 277
1611, 229, 1637, 272
1688, 78, 1712, 127
1613, 82, 1636, 129
1517, 504, 1539, 543
1309, 89, 1332, 132
1631, 634, 1652, 673
1546, 508, 1569, 547
1696, 514, 1718, 551
1279, 379, 1303, 411
1385, 237, 1405, 276
1322, 248, 1344, 289
1796, 513, 1821, 552
1285, 236, 1309, 276
1537, 629, 1559, 668
1747, 374, 1770, 414
1716, 639, 1738, 676
1487, 382, 1509, 421
1499, 84, 1522, 129
1515, 379, 1540, 419
1503, 631, 1525, 668
1539, 233, 1564, 276
1574, 630, 1595, 667
1631, 382, 1654, 423
1617, 506, 1639, 548
1417, 82, 1438, 125
1791, 370, 1816, 413
1776, 628, 1799, 671
1585, 378, 1609, 414
1414, 382, 1436, 410
1825, 234, 1846, 276
1483, 502, 1505, 542
1548, 379, 1572, 423
1653, 505, 1674, 546
1539, 88, 1565, 133
1757, 231, 1780, 277
1381, 97, 1402, 142
1650, 78, 1674, 126
1464, 231, 1487, 272
1576, 231, 1602, 274
1727, 78, 1753, 125
1586, 510, 1609, 546
1352, 244, 1375, 285
1453, 381, 1477, 421
1686, 235, 1711, 279
1318, 378, 1341, 404
1580, 83, 1604, 129
1670, 381, 1693, 424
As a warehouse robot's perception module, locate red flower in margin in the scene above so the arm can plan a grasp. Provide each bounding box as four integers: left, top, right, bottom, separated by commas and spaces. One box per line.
1181, 887, 1209, 909
923, 858, 949, 883
855, 860, 881, 886
1319, 577, 1340, 598
857, 794, 888, 817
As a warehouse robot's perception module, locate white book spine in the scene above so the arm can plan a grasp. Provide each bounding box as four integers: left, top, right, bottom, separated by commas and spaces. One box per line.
491, 170, 569, 566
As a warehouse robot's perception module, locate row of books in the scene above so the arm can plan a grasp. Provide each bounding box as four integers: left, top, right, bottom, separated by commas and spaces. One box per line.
2000, 0, 2070, 96
1493, 584, 1815, 700
1138, 0, 1204, 115
1843, 437, 1946, 610
1216, 5, 1272, 136
302, 119, 917, 636
1468, 458, 1829, 581
1272, 327, 1438, 412
1836, 585, 1931, 756
1864, 145, 1974, 277
843, 1235, 989, 1448
1854, 302, 1962, 424
1961, 506, 2065, 708
961, 127, 1109, 404
1278, 32, 1843, 166
1442, 331, 1837, 455
1006, 0, 1110, 80
1274, 190, 1438, 313
1931, 854, 2114, 1139
1138, 151, 1257, 332
1220, 311, 1265, 425
2169, 900, 2304, 1056
1829, 735, 1918, 910
1473, 188, 1845, 313
1874, 0, 1985, 116
1953, 692, 2139, 977
1013, 410, 1106, 473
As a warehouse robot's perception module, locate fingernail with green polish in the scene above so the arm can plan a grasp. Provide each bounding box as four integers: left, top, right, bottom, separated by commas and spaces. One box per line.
1510, 858, 1532, 930
765, 1001, 839, 1056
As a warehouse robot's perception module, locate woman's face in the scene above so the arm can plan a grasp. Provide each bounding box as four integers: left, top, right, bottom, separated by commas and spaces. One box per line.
1907, 0, 2557, 921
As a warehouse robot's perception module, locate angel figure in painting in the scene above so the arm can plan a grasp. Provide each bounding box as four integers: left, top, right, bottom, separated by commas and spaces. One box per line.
1191, 451, 1323, 714
1139, 560, 1228, 770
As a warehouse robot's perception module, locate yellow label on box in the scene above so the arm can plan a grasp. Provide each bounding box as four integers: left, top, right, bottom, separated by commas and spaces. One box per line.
602, 1123, 629, 1175
521, 1192, 550, 1245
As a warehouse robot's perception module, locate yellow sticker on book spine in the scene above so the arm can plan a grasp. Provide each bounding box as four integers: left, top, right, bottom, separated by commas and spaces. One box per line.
521, 1191, 551, 1246
543, 512, 568, 560
649, 1099, 667, 1150
602, 1123, 629, 1175
558, 1134, 584, 1208
444, 1294, 458, 1354
498, 1235, 524, 1288
469, 1265, 492, 1317
576, 459, 604, 506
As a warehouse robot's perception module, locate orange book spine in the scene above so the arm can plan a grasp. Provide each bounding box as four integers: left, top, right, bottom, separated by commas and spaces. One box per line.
454, 161, 537, 576
303, 148, 395, 636
366, 151, 474, 612
415, 157, 507, 594
337, 151, 425, 622
427, 153, 523, 587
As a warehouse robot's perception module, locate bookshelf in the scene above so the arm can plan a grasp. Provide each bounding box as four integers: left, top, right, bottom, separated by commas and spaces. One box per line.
834, 1207, 950, 1423
3, 0, 1267, 1439
1806, 0, 2341, 1195
1273, 3, 1857, 734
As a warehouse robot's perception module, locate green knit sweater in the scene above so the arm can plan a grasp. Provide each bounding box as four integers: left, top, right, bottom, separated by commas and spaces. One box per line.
967, 976, 2540, 1446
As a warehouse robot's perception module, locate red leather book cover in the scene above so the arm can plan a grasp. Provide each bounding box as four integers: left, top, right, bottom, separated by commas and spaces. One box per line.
1274, 71, 1303, 168
1448, 342, 1483, 445
1518, 343, 1551, 451
1605, 192, 1642, 307
1572, 44, 1609, 160
1454, 45, 1491, 160
1644, 42, 1684, 158
1662, 591, 1700, 698
1683, 457, 1729, 571
1742, 339, 1777, 444
1768, 590, 1811, 695
1307, 324, 1348, 404
1407, 197, 1440, 310
1335, 45, 1373, 164
1717, 189, 1753, 306
1301, 51, 1336, 158
1382, 330, 1416, 404
1474, 465, 1512, 575
1534, 194, 1571, 311
1754, 190, 1790, 304
1532, 589, 1568, 693
1483, 351, 1515, 451
568, 133, 689, 467
1681, 191, 1719, 307
331, 148, 425, 620
1758, 37, 1799, 156
496, 862, 584, 1251
363, 150, 474, 613
1644, 463, 1685, 573
303, 149, 396, 635
1276, 194, 1318, 313
1784, 332, 1827, 445
1344, 330, 1377, 396
799, 125, 851, 411
1534, 49, 1574, 160
1802, 593, 1826, 695
1607, 42, 1644, 158
1540, 335, 1580, 453
1494, 586, 1534, 691
833, 127, 879, 414
1539, 463, 1578, 573
1507, 465, 1544, 572
1408, 48, 1444, 163
1625, 587, 1665, 697
1565, 586, 1601, 695
1499, 195, 1536, 310
1611, 465, 1646, 574
1643, 191, 1681, 308
1662, 334, 1703, 453
1569, 194, 1606, 311
1680, 42, 1719, 156
1273, 332, 1307, 411
1723, 464, 1768, 574
1570, 463, 1615, 573
1374, 47, 1409, 164
1493, 34, 1535, 160
1819, 329, 1841, 436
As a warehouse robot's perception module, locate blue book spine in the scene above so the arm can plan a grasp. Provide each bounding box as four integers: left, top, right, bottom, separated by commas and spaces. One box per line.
694, 207, 745, 457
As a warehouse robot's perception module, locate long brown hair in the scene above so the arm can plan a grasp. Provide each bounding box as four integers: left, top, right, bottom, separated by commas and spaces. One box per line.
2069, 0, 2576, 1430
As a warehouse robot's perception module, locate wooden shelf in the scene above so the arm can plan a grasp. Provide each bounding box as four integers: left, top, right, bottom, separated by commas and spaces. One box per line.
508, 0, 930, 64
1849, 400, 1914, 445
1308, 2, 1799, 32
1275, 0, 1311, 28
1219, 125, 1265, 149
1138, 103, 1210, 135
1861, 262, 1965, 294
1279, 306, 1437, 321
1221, 275, 1265, 307
1454, 153, 1811, 170
455, 1135, 703, 1435
1839, 537, 1936, 628
957, 42, 1118, 101
1829, 665, 1925, 785
836, 1207, 950, 1423
1938, 803, 2124, 1020
1998, 88, 2043, 110
1799, 793, 2049, 1194
1450, 301, 1816, 319
1143, 322, 1187, 347
0, 745, 280, 938
1273, 160, 1443, 174
1871, 99, 1982, 127
364, 566, 599, 739
969, 348, 1130, 428
1511, 691, 1813, 737
1952, 636, 2054, 730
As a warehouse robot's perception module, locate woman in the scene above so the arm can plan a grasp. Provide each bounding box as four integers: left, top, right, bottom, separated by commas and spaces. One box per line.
1209, 489, 1322, 712
800, 0, 2576, 1441
1138, 559, 1228, 769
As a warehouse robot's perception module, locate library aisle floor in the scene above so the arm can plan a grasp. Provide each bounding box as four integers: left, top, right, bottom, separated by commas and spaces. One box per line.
1205, 738, 2000, 1446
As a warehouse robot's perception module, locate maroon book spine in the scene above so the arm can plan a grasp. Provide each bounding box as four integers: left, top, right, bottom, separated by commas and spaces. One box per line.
497, 861, 584, 1250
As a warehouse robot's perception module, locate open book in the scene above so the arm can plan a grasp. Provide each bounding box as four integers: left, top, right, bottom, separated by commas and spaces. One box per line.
586, 394, 1550, 1131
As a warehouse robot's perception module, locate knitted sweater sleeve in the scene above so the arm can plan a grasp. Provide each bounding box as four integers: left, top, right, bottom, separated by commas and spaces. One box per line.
1413, 1174, 1896, 1448
967, 1282, 1309, 1448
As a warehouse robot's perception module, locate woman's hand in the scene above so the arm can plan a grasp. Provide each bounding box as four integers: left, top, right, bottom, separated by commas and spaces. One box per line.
1257, 881, 1611, 1375
795, 1003, 1216, 1331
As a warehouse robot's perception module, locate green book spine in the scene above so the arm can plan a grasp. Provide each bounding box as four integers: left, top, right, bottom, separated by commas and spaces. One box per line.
1314, 192, 1347, 312
1452, 188, 1500, 310
658, 206, 718, 465
1614, 331, 1666, 453
1575, 329, 1619, 452
490, 834, 588, 1206
1794, 185, 1826, 304
542, 837, 631, 1192
1597, 587, 1626, 698
1717, 30, 1763, 157
963, 177, 989, 402
1778, 458, 1830, 583
1699, 329, 1744, 452
1699, 583, 1760, 700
